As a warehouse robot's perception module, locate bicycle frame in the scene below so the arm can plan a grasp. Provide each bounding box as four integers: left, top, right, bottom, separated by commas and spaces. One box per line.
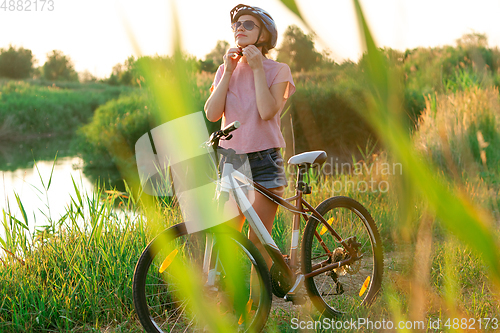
133, 122, 382, 332
214, 160, 362, 295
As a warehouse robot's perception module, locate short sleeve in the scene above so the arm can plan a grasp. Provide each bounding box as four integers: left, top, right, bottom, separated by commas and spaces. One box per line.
210, 65, 224, 93
271, 63, 296, 99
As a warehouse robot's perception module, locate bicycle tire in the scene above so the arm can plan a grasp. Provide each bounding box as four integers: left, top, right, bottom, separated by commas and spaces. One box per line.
133, 223, 272, 333
302, 196, 383, 317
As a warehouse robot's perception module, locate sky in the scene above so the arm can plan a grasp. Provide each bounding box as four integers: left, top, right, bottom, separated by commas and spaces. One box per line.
1, 0, 500, 78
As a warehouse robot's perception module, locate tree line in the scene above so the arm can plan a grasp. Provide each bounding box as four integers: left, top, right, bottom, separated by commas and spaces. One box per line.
3, 27, 498, 93
0, 47, 80, 81
0, 25, 327, 84
108, 25, 331, 86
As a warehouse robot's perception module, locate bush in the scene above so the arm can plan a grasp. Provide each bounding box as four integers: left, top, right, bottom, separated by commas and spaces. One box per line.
0, 45, 34, 79
287, 64, 423, 159
414, 87, 500, 184
288, 77, 376, 159
402, 43, 500, 94
43, 50, 78, 82
77, 92, 156, 170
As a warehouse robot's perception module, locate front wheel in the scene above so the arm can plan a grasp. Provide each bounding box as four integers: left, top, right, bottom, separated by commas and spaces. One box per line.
133, 223, 272, 332
302, 196, 383, 317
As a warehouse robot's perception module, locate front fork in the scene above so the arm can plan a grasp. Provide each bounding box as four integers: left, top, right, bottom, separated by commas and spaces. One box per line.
203, 233, 224, 290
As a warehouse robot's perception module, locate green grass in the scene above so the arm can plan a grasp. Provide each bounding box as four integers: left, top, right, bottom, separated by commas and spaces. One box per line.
0, 177, 160, 332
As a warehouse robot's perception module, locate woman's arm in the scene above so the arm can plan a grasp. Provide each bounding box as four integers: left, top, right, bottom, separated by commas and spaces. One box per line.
243, 45, 288, 121
254, 70, 287, 121
204, 48, 242, 122
204, 71, 231, 122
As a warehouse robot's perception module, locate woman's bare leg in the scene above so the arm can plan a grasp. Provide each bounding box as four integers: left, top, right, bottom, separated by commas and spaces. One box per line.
247, 186, 284, 267
247, 186, 284, 303
224, 186, 284, 305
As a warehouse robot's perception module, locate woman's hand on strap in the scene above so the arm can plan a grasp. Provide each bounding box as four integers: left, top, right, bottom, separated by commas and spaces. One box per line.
223, 47, 242, 74
242, 45, 264, 72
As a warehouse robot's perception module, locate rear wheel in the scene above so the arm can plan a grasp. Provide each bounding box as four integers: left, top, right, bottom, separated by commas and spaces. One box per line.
133, 223, 272, 332
302, 196, 383, 317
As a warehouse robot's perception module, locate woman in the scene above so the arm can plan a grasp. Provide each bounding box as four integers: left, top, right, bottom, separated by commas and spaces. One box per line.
204, 4, 295, 269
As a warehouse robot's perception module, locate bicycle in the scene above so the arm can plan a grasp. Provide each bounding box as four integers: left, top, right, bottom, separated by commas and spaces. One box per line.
133, 121, 384, 332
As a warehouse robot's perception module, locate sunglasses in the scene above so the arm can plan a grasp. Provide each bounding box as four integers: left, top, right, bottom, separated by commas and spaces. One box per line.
231, 20, 260, 32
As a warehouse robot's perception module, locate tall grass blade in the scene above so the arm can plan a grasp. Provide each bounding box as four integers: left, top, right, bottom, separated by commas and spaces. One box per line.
0, 211, 7, 248
116, 3, 143, 58
71, 176, 84, 213
88, 203, 106, 245
47, 151, 58, 191
33, 157, 46, 191
279, 0, 306, 22
13, 193, 28, 229
9, 214, 28, 230
280, 104, 291, 119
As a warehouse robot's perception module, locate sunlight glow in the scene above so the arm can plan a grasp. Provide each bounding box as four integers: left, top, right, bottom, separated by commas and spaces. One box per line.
0, 0, 499, 78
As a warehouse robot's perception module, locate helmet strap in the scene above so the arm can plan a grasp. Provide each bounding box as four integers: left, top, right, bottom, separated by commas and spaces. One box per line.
254, 27, 267, 48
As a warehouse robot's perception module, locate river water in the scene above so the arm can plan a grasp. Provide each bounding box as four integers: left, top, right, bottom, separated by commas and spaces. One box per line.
0, 156, 95, 239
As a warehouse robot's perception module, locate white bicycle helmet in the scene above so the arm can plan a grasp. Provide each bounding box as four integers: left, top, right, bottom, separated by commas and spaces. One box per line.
230, 4, 278, 50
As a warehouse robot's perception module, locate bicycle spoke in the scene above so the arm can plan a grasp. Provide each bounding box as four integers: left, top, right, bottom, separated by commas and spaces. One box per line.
146, 282, 172, 287
166, 299, 189, 331
182, 316, 196, 333
150, 290, 180, 297
151, 298, 189, 323
148, 299, 184, 309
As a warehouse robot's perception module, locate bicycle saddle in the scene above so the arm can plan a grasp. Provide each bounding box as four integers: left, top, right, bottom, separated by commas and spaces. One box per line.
287, 151, 327, 166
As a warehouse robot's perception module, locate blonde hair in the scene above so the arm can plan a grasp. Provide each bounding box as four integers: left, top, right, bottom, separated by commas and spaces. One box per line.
259, 27, 271, 55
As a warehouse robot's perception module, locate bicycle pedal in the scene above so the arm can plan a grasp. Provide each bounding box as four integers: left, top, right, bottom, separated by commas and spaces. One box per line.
284, 292, 307, 305
205, 286, 219, 296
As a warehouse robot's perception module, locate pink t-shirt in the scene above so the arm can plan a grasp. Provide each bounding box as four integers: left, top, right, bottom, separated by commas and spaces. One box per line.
211, 58, 295, 154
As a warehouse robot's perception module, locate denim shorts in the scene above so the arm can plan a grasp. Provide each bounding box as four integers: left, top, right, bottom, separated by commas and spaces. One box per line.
219, 148, 287, 189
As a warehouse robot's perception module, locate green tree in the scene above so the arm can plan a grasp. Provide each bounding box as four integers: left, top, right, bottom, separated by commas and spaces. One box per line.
0, 45, 34, 79
108, 56, 136, 85
456, 32, 488, 48
199, 40, 229, 73
79, 70, 97, 83
43, 50, 78, 81
277, 25, 322, 72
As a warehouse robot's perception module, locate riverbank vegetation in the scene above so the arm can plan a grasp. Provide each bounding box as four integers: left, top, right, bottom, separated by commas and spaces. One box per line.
0, 80, 131, 141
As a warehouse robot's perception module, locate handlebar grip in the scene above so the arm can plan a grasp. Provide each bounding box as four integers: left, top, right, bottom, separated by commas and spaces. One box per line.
221, 121, 240, 136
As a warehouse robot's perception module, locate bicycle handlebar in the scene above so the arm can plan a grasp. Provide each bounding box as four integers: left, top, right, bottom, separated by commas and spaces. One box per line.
207, 120, 240, 146
221, 121, 240, 136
